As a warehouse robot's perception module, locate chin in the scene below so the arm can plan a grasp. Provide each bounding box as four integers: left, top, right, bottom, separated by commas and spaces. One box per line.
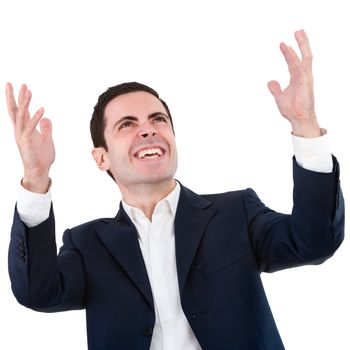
135, 163, 177, 183
139, 173, 174, 184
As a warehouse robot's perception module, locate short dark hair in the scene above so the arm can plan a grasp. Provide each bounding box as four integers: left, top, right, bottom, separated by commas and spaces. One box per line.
90, 82, 174, 151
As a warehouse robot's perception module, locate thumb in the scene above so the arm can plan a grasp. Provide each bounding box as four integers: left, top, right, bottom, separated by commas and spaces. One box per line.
267, 80, 282, 99
39, 118, 52, 137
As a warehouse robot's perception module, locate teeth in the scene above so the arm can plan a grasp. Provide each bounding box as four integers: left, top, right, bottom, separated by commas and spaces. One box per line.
137, 147, 163, 159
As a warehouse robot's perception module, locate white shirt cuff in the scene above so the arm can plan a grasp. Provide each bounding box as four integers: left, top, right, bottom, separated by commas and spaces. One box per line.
17, 181, 52, 228
292, 129, 333, 173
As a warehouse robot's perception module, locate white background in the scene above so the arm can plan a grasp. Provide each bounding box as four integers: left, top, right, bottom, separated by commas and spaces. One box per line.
0, 0, 349, 349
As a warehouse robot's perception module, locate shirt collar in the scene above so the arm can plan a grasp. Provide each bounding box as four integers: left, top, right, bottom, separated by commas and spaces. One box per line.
122, 181, 181, 222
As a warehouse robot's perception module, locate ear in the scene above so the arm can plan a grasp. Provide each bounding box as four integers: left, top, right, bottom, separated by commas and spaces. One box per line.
92, 147, 110, 171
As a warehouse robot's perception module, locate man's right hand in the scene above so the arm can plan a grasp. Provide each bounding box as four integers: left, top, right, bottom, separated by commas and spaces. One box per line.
6, 83, 55, 193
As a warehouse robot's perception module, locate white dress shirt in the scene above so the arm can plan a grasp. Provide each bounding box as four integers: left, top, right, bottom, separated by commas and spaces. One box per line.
122, 182, 202, 349
16, 132, 333, 349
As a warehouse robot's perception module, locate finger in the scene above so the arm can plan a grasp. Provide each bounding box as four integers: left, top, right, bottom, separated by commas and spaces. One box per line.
280, 43, 300, 75
5, 82, 18, 126
17, 84, 31, 124
39, 118, 52, 138
16, 89, 32, 132
287, 46, 300, 66
23, 107, 45, 136
18, 84, 28, 107
295, 29, 313, 65
267, 80, 282, 99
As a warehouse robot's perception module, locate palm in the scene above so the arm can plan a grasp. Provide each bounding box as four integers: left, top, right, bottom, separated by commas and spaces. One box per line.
6, 83, 55, 178
274, 75, 314, 122
268, 30, 319, 137
17, 126, 55, 176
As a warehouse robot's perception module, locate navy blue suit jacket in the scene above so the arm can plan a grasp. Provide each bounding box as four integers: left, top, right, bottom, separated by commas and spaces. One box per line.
8, 158, 344, 350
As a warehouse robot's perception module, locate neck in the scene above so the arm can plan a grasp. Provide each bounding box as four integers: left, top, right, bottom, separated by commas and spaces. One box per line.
120, 179, 177, 220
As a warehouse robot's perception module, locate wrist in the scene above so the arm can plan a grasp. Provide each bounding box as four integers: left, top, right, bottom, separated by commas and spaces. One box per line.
22, 173, 51, 194
291, 120, 321, 138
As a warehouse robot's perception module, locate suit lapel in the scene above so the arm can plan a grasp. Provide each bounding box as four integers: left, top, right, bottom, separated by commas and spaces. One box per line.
95, 206, 154, 310
94, 185, 216, 308
175, 185, 216, 296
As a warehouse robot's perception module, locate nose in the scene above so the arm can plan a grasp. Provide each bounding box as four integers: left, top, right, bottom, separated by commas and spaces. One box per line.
140, 131, 157, 138
138, 124, 157, 138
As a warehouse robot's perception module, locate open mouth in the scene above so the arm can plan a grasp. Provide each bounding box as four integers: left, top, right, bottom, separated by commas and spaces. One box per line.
134, 147, 164, 159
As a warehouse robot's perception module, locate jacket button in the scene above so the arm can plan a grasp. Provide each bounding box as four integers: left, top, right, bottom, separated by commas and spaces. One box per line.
192, 310, 205, 319
16, 246, 26, 257
142, 327, 153, 337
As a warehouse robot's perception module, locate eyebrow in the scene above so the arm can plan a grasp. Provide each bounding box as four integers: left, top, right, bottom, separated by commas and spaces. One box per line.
113, 112, 170, 129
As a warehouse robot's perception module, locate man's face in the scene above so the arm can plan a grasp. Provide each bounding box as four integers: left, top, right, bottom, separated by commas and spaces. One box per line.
97, 91, 178, 189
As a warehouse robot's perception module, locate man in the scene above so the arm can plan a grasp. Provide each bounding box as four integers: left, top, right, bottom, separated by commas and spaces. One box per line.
7, 30, 344, 349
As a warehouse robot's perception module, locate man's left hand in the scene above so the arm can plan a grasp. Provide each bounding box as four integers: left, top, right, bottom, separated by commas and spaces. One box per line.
268, 29, 321, 138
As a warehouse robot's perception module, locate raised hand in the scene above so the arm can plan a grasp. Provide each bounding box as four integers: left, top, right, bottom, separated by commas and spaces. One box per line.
6, 83, 55, 193
268, 30, 321, 138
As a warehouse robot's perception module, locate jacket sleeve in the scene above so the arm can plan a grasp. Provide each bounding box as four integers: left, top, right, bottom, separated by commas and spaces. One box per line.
244, 155, 344, 273
8, 205, 86, 312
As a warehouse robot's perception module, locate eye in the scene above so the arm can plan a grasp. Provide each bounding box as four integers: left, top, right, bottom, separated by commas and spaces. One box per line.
119, 120, 135, 130
152, 114, 168, 123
